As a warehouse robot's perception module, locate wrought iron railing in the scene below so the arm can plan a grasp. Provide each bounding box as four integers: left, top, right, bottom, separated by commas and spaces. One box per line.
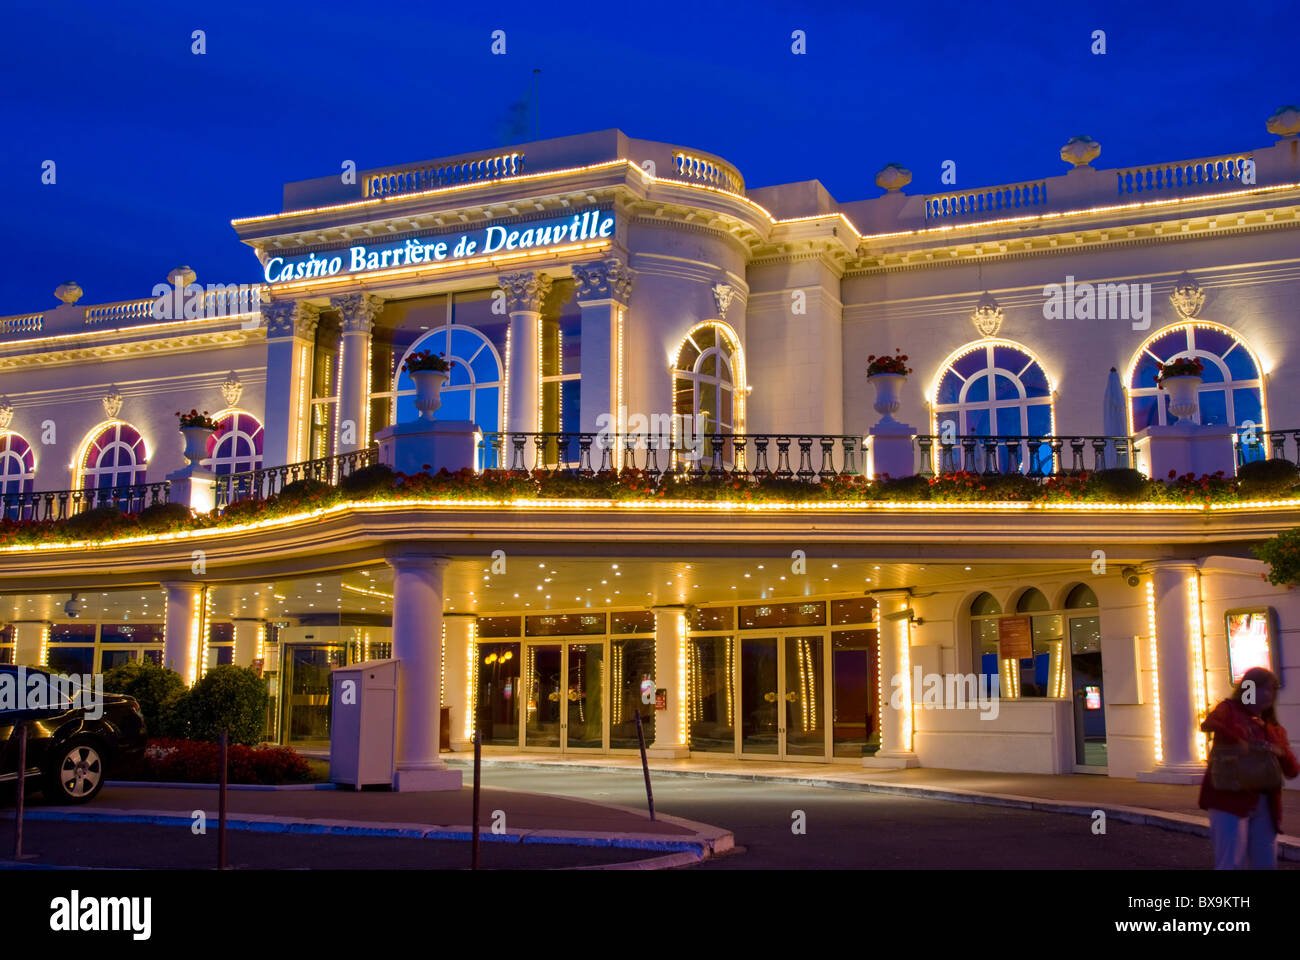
478, 432, 866, 480
1235, 429, 1300, 467
913, 434, 1133, 478
0, 482, 169, 523
214, 446, 377, 509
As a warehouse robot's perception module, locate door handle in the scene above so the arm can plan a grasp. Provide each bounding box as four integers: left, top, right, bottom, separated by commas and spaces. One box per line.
784, 692, 798, 703
764, 692, 776, 703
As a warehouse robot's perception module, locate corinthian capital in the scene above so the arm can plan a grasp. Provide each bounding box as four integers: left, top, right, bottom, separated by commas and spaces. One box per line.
261, 299, 320, 339
573, 257, 634, 305
498, 272, 553, 314
330, 292, 385, 334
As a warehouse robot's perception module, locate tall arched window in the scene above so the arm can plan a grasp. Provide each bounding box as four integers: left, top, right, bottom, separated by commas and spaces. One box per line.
673, 321, 744, 439
933, 340, 1055, 473
0, 433, 35, 496
204, 412, 264, 475
969, 592, 1002, 683
80, 422, 147, 490
394, 325, 502, 435
1126, 321, 1265, 455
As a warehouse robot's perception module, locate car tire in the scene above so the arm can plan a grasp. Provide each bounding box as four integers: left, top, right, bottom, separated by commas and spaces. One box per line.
44, 737, 108, 804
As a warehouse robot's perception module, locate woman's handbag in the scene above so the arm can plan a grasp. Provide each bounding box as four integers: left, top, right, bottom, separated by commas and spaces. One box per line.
1209, 738, 1284, 793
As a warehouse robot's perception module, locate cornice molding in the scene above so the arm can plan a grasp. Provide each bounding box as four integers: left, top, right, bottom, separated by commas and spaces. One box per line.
0, 329, 264, 372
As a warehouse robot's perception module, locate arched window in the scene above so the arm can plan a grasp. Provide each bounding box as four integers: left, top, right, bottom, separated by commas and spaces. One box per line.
674, 322, 744, 440
1065, 583, 1098, 608
394, 325, 502, 436
969, 592, 1002, 683
204, 412, 264, 475
1016, 588, 1050, 613
1014, 588, 1058, 698
1126, 322, 1265, 457
933, 340, 1054, 473
80, 422, 147, 490
0, 433, 35, 496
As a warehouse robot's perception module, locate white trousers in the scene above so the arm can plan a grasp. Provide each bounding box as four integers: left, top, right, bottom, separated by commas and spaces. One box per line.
1209, 793, 1277, 869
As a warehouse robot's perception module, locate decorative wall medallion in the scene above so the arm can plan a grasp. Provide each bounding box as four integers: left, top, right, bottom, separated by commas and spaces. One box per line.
221, 371, 243, 408
713, 283, 736, 317
971, 291, 1004, 337
1169, 272, 1206, 320
102, 385, 124, 420
0, 396, 13, 431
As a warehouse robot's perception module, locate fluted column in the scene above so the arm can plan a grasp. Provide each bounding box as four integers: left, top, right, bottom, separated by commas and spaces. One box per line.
499, 272, 552, 434
1138, 561, 1207, 784
863, 589, 921, 768
573, 258, 634, 450
330, 293, 384, 454
261, 300, 319, 467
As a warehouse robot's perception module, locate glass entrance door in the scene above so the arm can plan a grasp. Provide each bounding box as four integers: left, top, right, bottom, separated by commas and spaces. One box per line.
524, 644, 562, 747
1069, 613, 1107, 770
282, 643, 346, 749
522, 641, 606, 751
740, 634, 827, 760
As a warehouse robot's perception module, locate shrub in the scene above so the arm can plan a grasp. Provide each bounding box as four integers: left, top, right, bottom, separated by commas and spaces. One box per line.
1237, 458, 1300, 498
1255, 527, 1300, 587
338, 463, 397, 497
63, 505, 133, 538
102, 658, 186, 735
170, 665, 270, 745
1086, 468, 1150, 502
877, 474, 932, 501
127, 738, 313, 785
137, 501, 193, 531
275, 478, 334, 508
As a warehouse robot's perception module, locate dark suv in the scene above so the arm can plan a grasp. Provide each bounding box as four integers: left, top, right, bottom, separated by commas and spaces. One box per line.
0, 664, 147, 803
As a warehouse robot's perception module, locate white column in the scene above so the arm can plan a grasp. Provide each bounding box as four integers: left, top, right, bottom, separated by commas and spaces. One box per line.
863, 589, 920, 768
162, 582, 206, 686
443, 613, 475, 751
500, 272, 552, 435
573, 258, 634, 446
12, 621, 48, 666
385, 548, 463, 791
330, 293, 383, 454
648, 605, 689, 757
261, 300, 319, 468
1138, 561, 1206, 783
231, 619, 265, 669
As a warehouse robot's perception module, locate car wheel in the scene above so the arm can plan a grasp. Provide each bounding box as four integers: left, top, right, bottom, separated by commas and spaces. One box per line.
45, 738, 107, 803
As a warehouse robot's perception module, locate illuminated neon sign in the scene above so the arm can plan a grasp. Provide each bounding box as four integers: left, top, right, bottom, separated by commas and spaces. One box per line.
262, 209, 615, 283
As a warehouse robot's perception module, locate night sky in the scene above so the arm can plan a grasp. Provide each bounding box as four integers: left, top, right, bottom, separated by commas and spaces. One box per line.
2, 0, 1293, 308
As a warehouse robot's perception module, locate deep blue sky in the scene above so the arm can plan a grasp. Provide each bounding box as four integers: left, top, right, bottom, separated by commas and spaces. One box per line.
1, 0, 1293, 310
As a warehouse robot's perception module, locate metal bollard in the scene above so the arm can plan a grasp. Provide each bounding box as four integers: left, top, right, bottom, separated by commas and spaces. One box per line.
217, 729, 229, 870
634, 709, 655, 822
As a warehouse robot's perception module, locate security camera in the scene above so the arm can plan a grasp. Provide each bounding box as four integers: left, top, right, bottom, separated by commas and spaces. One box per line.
1121, 566, 1141, 588
64, 593, 85, 618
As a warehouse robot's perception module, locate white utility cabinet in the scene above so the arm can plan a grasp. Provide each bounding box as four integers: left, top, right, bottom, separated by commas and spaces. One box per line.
329, 658, 398, 788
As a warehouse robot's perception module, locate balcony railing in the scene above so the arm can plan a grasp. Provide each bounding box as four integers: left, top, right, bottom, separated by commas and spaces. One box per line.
214, 447, 376, 509
1235, 429, 1300, 467
478, 432, 865, 480
913, 435, 1133, 478
0, 482, 169, 523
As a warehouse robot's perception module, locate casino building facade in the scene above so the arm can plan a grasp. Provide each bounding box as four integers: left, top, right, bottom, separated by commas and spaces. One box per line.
2, 111, 1300, 787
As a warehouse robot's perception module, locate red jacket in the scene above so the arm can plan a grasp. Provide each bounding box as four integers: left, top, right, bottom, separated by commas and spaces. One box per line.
1198, 698, 1300, 831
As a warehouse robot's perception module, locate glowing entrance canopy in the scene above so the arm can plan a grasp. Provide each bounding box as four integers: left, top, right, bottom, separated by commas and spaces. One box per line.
262, 209, 614, 284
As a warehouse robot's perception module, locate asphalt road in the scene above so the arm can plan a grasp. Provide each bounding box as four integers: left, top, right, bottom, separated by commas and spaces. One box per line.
470, 765, 1293, 870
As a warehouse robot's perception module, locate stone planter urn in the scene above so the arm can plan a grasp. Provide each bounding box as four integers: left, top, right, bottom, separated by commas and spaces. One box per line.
1162, 374, 1201, 421
412, 369, 450, 420
869, 373, 906, 420
180, 426, 214, 466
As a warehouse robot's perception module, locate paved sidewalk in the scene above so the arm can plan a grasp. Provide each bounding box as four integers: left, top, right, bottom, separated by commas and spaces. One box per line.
6, 782, 734, 868
449, 753, 1300, 855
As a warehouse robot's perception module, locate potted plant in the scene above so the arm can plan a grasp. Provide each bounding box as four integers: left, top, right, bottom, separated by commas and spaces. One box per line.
402, 351, 456, 420
866, 350, 913, 419
175, 409, 219, 465
1156, 356, 1204, 421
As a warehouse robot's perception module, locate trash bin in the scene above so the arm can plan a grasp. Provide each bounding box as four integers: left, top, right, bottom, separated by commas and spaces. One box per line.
329, 658, 397, 788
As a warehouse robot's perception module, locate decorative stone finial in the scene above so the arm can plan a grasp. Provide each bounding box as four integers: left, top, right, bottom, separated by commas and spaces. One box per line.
1266, 105, 1300, 138
875, 163, 912, 193
54, 282, 83, 305
102, 385, 124, 420
1060, 136, 1101, 168
168, 266, 197, 288
1169, 272, 1206, 320
0, 396, 13, 431
713, 283, 736, 318
971, 291, 1004, 337
220, 371, 244, 408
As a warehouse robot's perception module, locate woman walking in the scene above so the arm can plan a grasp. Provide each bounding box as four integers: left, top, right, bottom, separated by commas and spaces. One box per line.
1199, 666, 1299, 869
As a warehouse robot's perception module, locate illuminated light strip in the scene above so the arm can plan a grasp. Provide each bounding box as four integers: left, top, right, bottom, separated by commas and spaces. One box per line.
440, 621, 446, 705
187, 588, 203, 687
38, 622, 49, 667
255, 622, 266, 662
615, 304, 625, 468
69, 419, 152, 489
725, 635, 734, 730
677, 612, 688, 750
264, 241, 609, 296
535, 313, 543, 434
363, 340, 373, 448
1146, 579, 1163, 763
1, 494, 1296, 556
502, 323, 512, 435
330, 334, 346, 465
1051, 639, 1067, 699
199, 590, 213, 679
295, 343, 310, 461
342, 583, 394, 600
0, 312, 261, 351
1001, 657, 1020, 699
464, 618, 477, 741
1188, 573, 1209, 762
